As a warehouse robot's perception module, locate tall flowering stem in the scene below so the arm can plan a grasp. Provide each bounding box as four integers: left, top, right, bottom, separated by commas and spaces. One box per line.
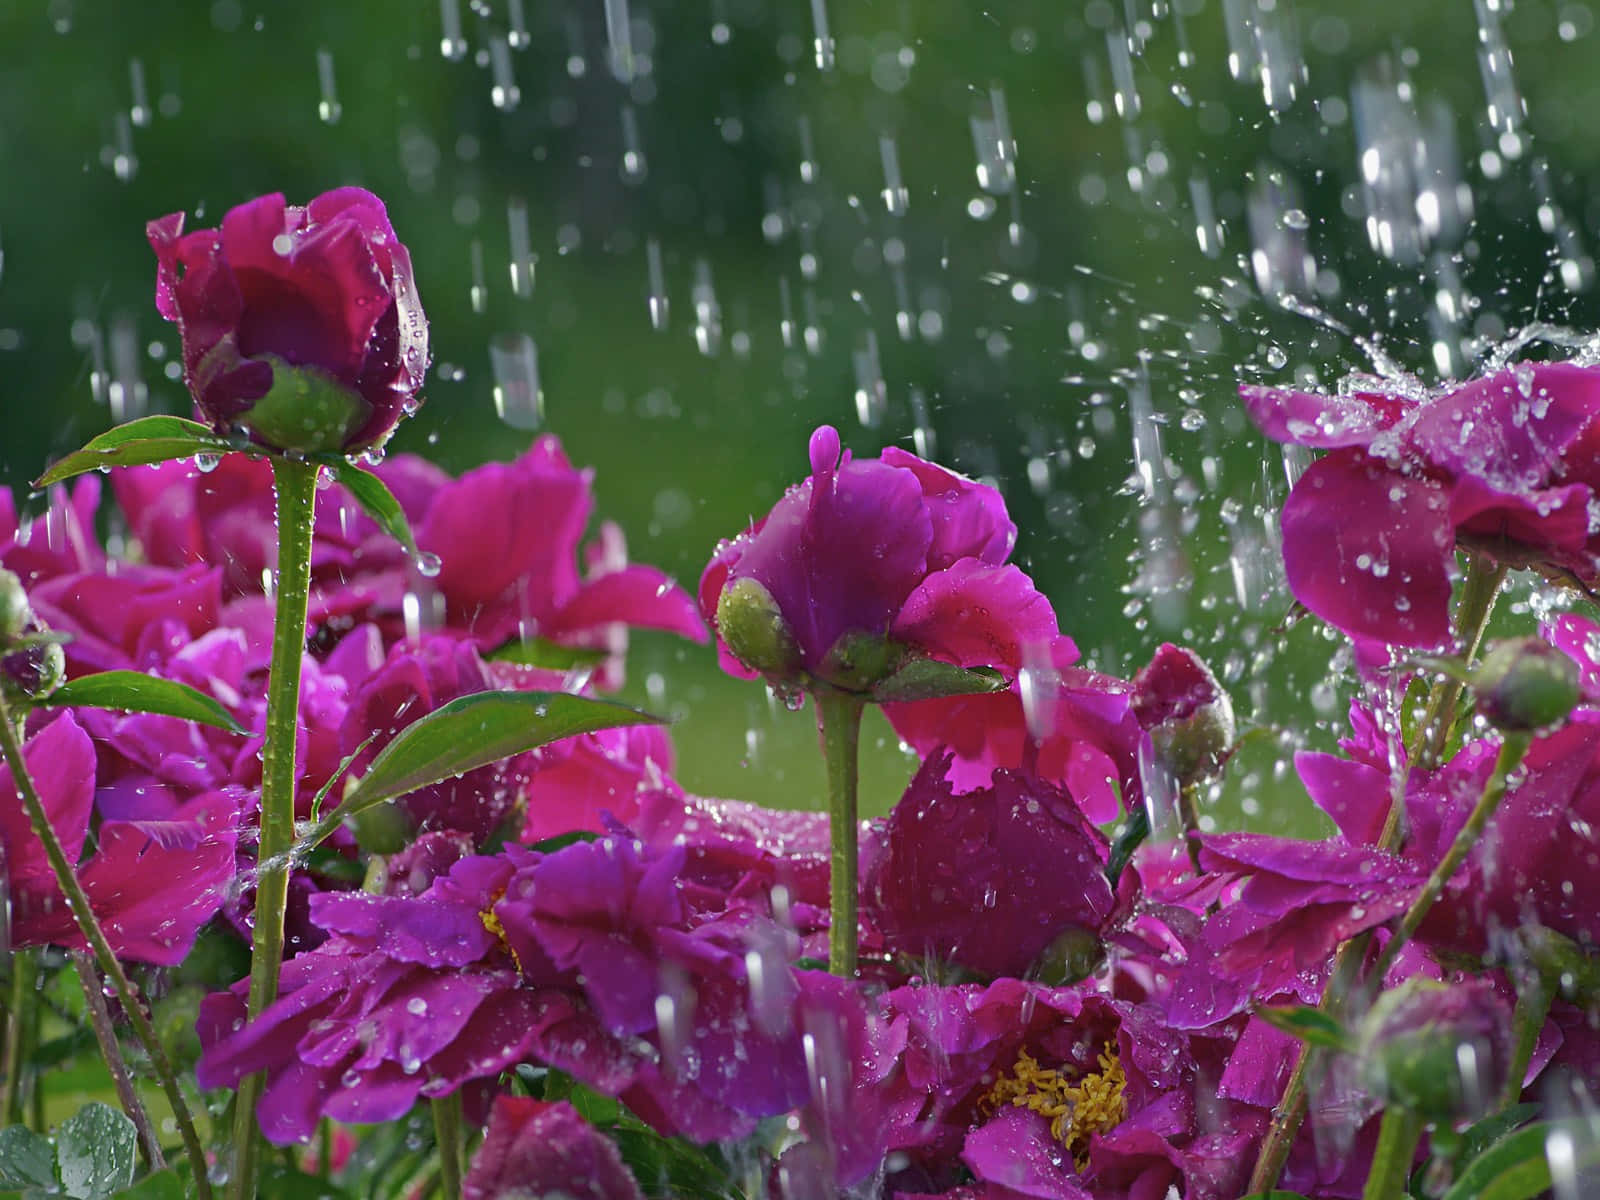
228, 456, 319, 1200
817, 691, 865, 977
0, 692, 212, 1200
1367, 732, 1531, 986
1361, 1107, 1425, 1200
1248, 553, 1505, 1195
433, 1095, 464, 1200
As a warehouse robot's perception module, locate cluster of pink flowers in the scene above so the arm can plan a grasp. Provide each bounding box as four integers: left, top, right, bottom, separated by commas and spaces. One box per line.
10, 189, 1600, 1200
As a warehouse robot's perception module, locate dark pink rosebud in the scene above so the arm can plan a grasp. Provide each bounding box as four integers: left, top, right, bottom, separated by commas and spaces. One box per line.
462, 1098, 644, 1200
147, 188, 427, 454
865, 752, 1124, 979
1130, 643, 1234, 784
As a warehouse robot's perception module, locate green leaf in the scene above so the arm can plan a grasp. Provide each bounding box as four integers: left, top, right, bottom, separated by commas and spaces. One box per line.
111, 1168, 188, 1199
1442, 1117, 1600, 1200
38, 670, 247, 734
33, 418, 233, 488
1252, 1004, 1352, 1052
56, 1102, 136, 1199
308, 691, 667, 846
528, 830, 600, 854
1105, 806, 1149, 887
331, 461, 423, 562
868, 659, 1006, 704
0, 1127, 56, 1191
489, 637, 610, 671
255, 1163, 354, 1199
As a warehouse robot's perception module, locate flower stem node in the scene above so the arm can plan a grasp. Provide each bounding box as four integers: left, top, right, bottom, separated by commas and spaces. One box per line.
233, 358, 368, 455
714, 577, 804, 683
1357, 977, 1512, 1123
1472, 636, 1580, 733
818, 630, 902, 694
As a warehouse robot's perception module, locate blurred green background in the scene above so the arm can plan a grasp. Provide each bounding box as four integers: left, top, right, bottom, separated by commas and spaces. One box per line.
4, 0, 1599, 833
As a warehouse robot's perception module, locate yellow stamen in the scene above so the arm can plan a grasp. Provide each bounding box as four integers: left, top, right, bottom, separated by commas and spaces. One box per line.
980, 1044, 1128, 1168
479, 891, 523, 973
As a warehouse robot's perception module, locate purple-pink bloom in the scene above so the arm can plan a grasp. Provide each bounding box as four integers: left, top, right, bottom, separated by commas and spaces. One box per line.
462, 1098, 644, 1200
147, 188, 427, 454
0, 713, 240, 965
111, 438, 706, 689
883, 635, 1141, 824
1243, 364, 1600, 646
865, 753, 1128, 979
858, 978, 1257, 1200
699, 425, 1054, 693
199, 834, 869, 1150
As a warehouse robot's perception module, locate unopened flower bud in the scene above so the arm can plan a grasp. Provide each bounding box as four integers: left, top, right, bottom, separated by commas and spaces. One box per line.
0, 569, 31, 641
1473, 637, 1580, 733
1, 640, 64, 704
1131, 644, 1235, 784
1358, 978, 1511, 1122
715, 577, 803, 682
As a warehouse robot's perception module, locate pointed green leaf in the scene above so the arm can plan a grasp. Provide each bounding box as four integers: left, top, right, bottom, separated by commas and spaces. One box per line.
56, 1102, 136, 1199
332, 461, 423, 562
1252, 1004, 1352, 1052
110, 1167, 188, 1198
0, 1127, 56, 1191
308, 691, 667, 846
1105, 806, 1149, 887
38, 671, 247, 735
869, 659, 1006, 704
34, 417, 233, 488
1443, 1118, 1600, 1200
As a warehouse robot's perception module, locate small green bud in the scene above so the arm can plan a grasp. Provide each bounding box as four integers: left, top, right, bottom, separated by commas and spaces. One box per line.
818, 630, 902, 693
237, 357, 370, 454
1, 640, 64, 704
1473, 637, 1580, 733
1358, 978, 1511, 1122
1028, 925, 1104, 986
715, 577, 803, 681
0, 569, 31, 641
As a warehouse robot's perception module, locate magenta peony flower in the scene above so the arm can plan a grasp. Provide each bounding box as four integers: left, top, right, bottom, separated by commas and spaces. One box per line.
147, 188, 427, 454
0, 713, 240, 965
865, 753, 1127, 979
199, 835, 867, 1147
1243, 363, 1600, 646
699, 426, 1054, 696
858, 978, 1257, 1200
883, 634, 1142, 824
462, 1098, 644, 1200
110, 438, 706, 688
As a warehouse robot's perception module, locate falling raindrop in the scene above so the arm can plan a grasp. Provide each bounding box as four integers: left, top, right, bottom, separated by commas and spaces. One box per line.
879, 135, 908, 217
507, 0, 530, 50
315, 47, 341, 124
490, 332, 544, 431
128, 57, 150, 127
489, 35, 520, 110
507, 197, 534, 298
853, 330, 886, 427
809, 0, 834, 70
469, 238, 487, 314
438, 0, 468, 61
620, 105, 647, 184
645, 236, 669, 330
603, 0, 634, 81
692, 259, 722, 355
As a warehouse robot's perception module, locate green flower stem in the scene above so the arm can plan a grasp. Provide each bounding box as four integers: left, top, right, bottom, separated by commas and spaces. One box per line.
229, 455, 320, 1200
1361, 1106, 1424, 1200
0, 692, 212, 1199
1178, 781, 1205, 876
70, 950, 165, 1169
1415, 559, 1506, 768
432, 1094, 464, 1200
816, 692, 866, 978
1368, 733, 1530, 989
1, 949, 33, 1126
1502, 970, 1554, 1111
1248, 553, 1505, 1195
